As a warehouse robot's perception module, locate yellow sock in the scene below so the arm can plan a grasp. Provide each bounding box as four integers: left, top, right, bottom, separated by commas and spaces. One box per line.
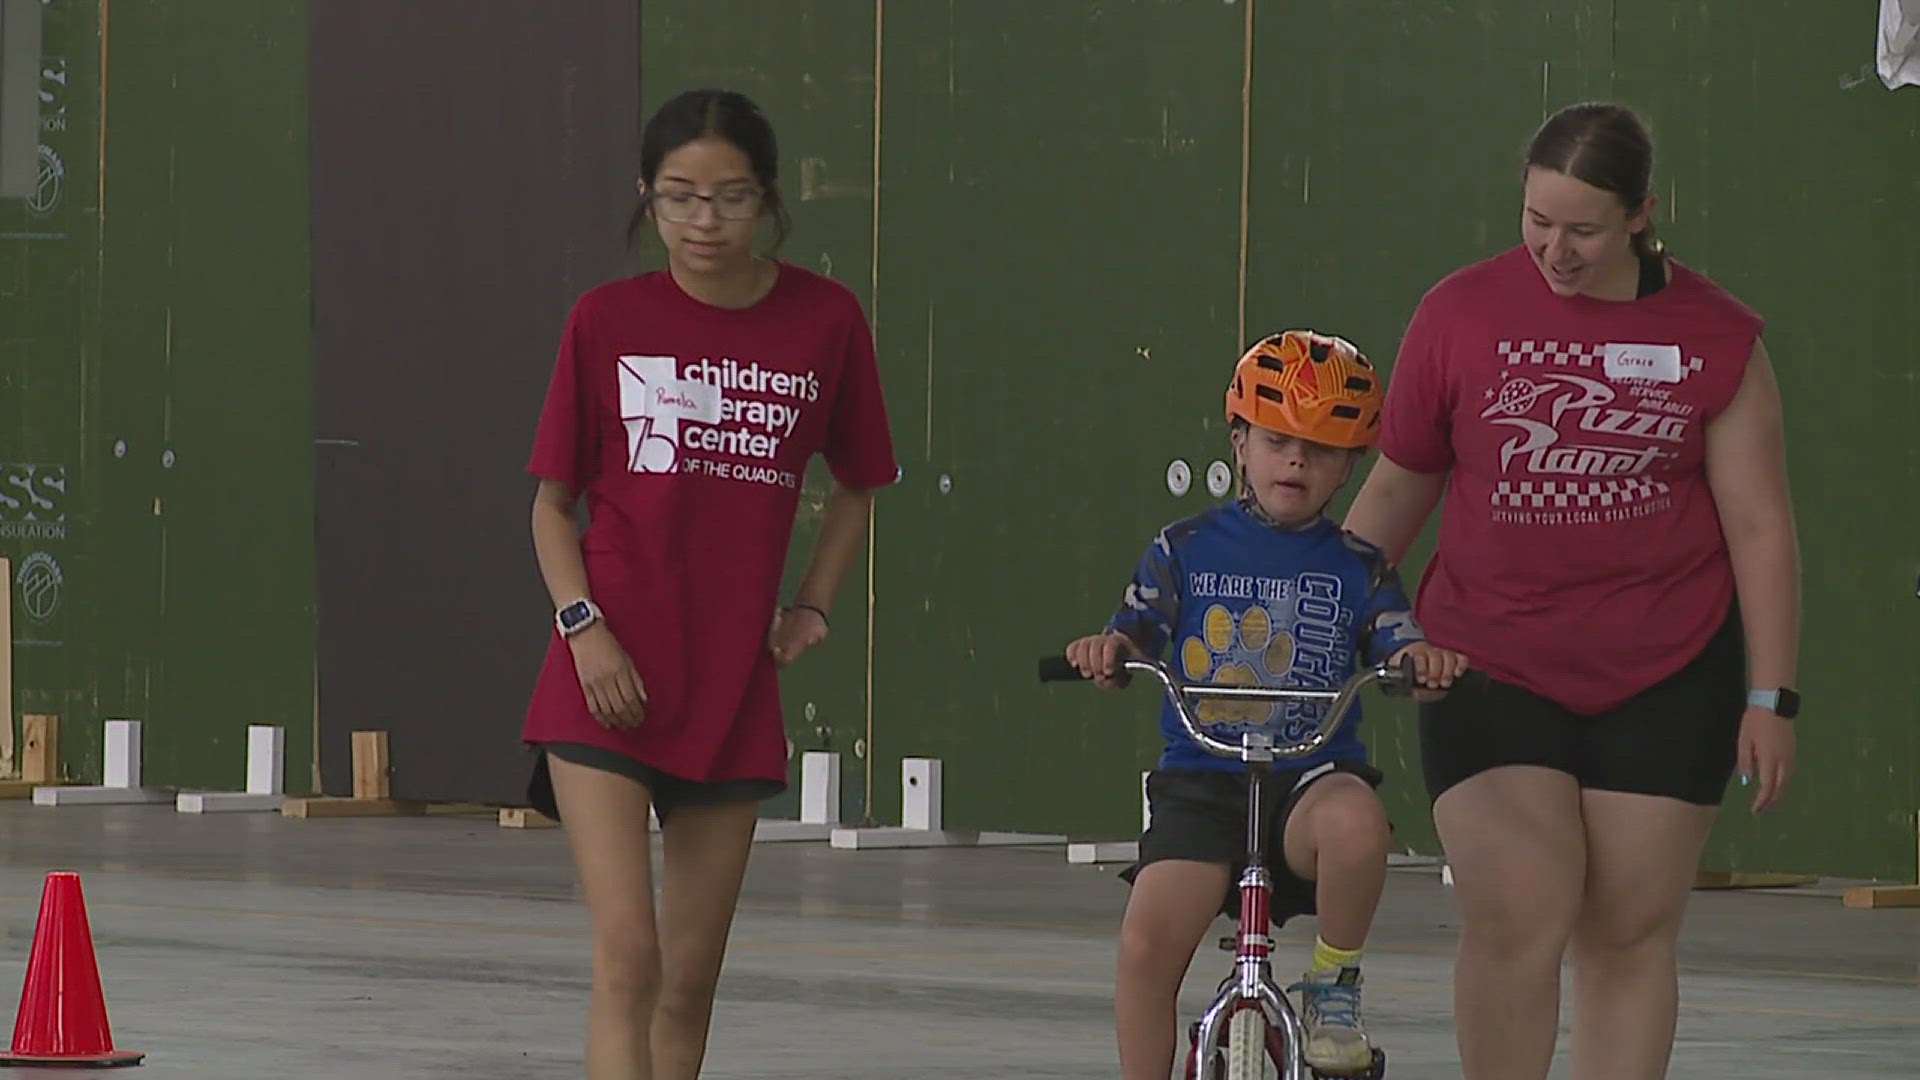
1311, 936, 1363, 974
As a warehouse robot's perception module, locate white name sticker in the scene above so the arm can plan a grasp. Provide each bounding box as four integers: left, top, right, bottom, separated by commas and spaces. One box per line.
617, 355, 723, 423
1603, 343, 1684, 383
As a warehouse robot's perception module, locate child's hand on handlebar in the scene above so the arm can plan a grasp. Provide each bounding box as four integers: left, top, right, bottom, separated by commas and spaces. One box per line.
1065, 631, 1142, 689
1392, 642, 1472, 701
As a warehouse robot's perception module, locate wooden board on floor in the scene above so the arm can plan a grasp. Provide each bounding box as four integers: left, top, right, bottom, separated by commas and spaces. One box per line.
1693, 871, 1818, 890
21, 714, 56, 784
0, 715, 61, 797
1842, 885, 1920, 909
1841, 813, 1920, 909
281, 796, 426, 819
285, 731, 416, 819
499, 807, 558, 829
422, 802, 495, 817
279, 797, 495, 820
350, 730, 391, 799
281, 730, 526, 824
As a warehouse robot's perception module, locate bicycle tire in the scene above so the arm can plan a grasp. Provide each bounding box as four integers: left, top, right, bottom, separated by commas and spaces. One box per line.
1226, 1007, 1270, 1080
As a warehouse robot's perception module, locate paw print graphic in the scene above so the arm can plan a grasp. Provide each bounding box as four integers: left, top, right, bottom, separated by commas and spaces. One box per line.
1181, 604, 1296, 727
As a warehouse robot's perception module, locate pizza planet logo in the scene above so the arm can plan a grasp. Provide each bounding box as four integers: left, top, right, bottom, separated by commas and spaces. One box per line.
618, 355, 816, 488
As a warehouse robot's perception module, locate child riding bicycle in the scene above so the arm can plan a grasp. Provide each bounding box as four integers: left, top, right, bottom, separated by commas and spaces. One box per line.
1064, 330, 1469, 1078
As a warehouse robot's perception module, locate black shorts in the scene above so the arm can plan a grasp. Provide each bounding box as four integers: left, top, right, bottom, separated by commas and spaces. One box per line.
526, 743, 785, 825
1122, 762, 1385, 925
1419, 605, 1745, 807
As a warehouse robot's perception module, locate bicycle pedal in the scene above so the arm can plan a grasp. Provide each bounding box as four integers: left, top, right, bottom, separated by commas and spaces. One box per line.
1310, 1047, 1387, 1080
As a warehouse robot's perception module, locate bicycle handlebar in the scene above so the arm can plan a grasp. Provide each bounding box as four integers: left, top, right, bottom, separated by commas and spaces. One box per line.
1039, 652, 1446, 763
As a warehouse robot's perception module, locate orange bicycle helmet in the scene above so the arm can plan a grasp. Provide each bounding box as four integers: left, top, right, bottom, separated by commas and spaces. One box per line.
1224, 330, 1383, 449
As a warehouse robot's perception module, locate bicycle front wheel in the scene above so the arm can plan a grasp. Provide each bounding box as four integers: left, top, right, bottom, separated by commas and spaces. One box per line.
1226, 1006, 1272, 1080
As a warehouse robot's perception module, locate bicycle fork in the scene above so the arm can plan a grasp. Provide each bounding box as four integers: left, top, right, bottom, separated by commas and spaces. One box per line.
1191, 867, 1305, 1080
1191, 766, 1307, 1080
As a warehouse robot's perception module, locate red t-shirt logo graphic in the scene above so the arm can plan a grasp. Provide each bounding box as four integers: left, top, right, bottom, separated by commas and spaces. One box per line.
617, 354, 721, 474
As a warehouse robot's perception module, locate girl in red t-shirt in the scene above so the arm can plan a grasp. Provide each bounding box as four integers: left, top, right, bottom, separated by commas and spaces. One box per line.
1344, 103, 1800, 1080
523, 89, 897, 1077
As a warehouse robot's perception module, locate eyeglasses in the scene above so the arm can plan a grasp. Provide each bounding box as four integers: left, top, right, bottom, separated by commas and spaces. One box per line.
650, 188, 764, 223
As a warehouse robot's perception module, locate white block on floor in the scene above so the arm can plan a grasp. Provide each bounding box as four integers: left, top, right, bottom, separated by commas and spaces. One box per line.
830, 827, 1068, 850
246, 725, 285, 794
1068, 840, 1140, 865
178, 726, 289, 814
1065, 772, 1153, 865
902, 757, 941, 831
825, 756, 1065, 849
35, 720, 172, 805
177, 792, 284, 813
105, 720, 142, 788
799, 751, 840, 826
753, 820, 834, 842
35, 785, 173, 806
748, 751, 841, 843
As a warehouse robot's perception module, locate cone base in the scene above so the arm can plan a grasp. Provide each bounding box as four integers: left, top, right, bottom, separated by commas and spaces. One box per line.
0, 1048, 144, 1067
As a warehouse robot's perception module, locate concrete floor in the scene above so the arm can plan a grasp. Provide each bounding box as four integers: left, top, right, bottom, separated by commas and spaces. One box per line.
0, 804, 1911, 1078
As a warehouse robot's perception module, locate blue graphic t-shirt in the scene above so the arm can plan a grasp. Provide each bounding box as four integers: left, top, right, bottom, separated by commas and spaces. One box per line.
1106, 500, 1424, 773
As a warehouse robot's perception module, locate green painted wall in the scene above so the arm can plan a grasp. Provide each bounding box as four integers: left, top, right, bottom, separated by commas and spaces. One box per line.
2, 0, 105, 778
1240, 0, 1920, 878
2, 1, 314, 791
643, 1, 1919, 880
1241, 1, 1615, 858
643, 2, 888, 822
4, 1, 1907, 876
867, 0, 1248, 835
1610, 1, 1920, 879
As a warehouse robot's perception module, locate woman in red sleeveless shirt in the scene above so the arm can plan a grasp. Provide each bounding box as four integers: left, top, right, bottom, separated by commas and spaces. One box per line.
1344, 103, 1800, 1080
523, 90, 897, 1077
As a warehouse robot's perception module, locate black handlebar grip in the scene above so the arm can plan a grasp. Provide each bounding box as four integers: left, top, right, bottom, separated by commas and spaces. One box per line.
1387, 662, 1490, 696
1384, 652, 1420, 696
1455, 668, 1492, 694
1037, 656, 1089, 683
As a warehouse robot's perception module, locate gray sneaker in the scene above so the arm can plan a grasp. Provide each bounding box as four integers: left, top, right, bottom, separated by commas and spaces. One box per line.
1290, 966, 1373, 1074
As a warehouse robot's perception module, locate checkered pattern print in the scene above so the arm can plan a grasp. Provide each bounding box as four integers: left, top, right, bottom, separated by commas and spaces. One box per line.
1492, 478, 1671, 508
1498, 340, 1705, 376
1498, 340, 1605, 367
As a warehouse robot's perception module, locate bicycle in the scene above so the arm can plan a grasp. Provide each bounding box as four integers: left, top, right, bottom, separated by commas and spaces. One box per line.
1038, 651, 1433, 1080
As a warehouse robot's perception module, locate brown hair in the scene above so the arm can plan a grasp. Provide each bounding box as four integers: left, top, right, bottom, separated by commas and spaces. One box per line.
1526, 102, 1663, 257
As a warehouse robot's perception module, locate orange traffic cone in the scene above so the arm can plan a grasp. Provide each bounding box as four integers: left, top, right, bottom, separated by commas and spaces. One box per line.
0, 872, 143, 1067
